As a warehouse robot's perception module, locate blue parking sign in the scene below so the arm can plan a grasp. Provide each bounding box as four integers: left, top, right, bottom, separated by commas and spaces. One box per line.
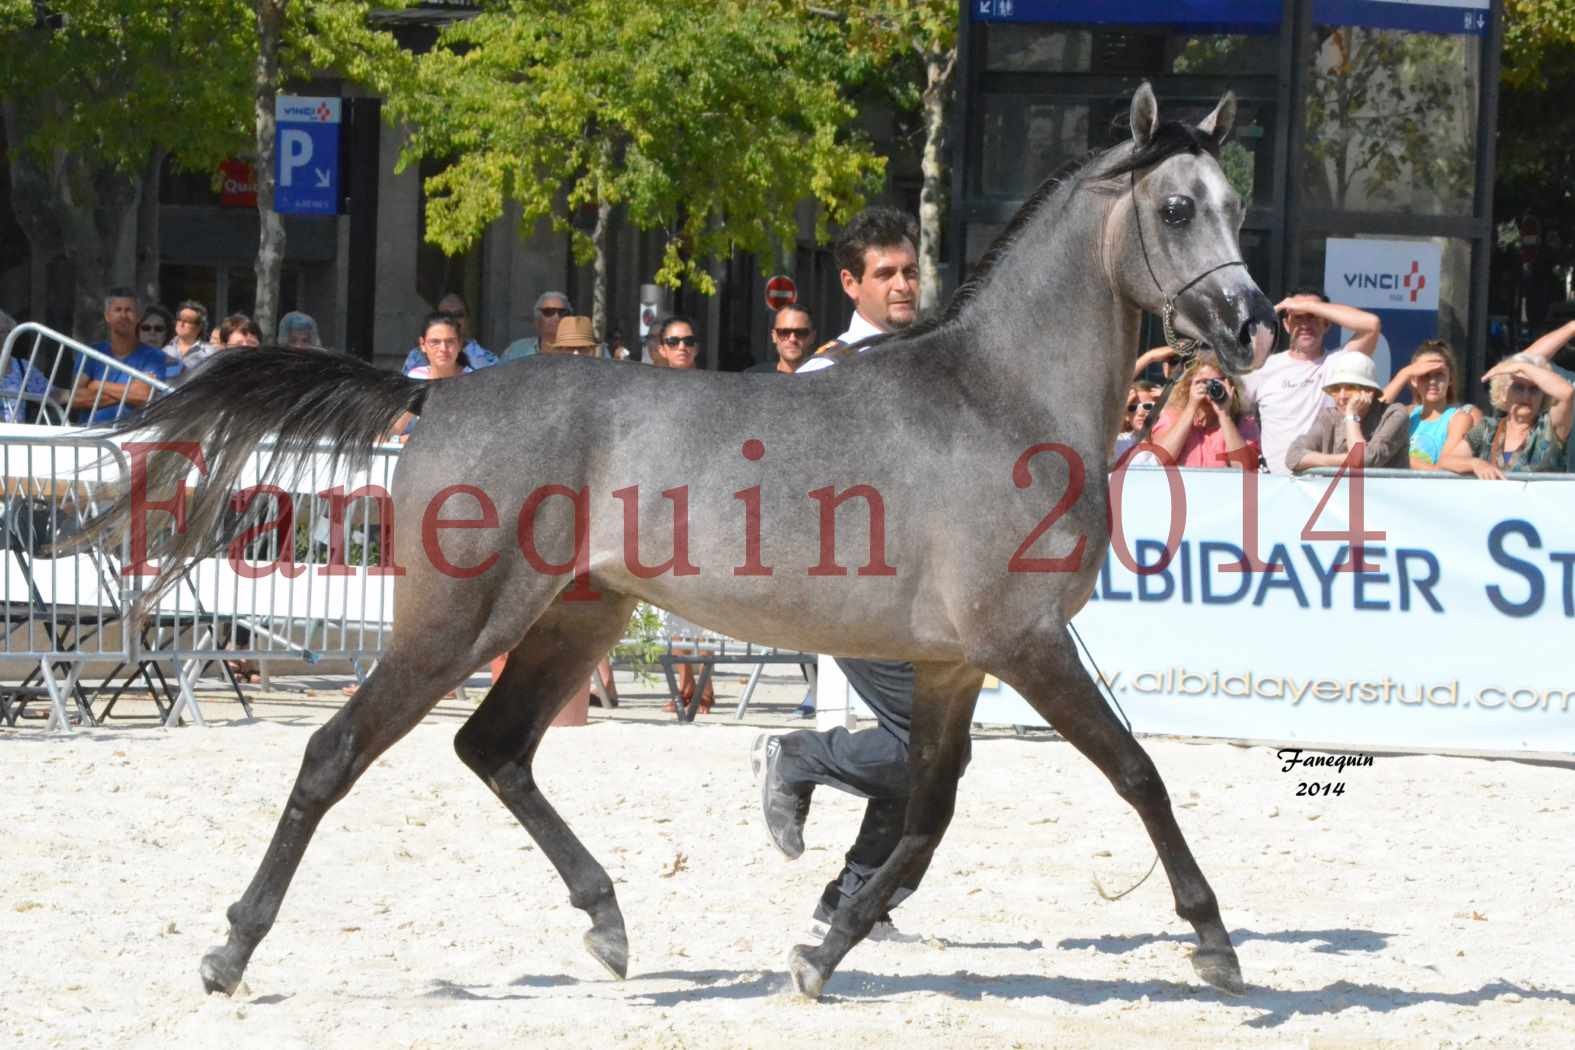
275, 96, 341, 216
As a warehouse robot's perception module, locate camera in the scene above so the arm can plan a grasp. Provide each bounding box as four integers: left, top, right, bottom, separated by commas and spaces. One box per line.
1204, 378, 1228, 403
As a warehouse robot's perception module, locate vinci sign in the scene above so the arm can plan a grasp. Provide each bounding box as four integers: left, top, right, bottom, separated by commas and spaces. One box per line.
1323, 238, 1443, 381
274, 96, 342, 216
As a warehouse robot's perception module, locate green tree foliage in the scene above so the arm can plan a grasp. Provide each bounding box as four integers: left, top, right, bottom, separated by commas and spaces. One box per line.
380, 0, 885, 314
806, 0, 957, 314
1503, 0, 1575, 90
0, 1, 257, 333
0, 1, 407, 336
1497, 1, 1575, 231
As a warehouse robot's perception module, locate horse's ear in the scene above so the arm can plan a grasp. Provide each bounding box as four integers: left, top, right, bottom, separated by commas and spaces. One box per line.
1130, 82, 1158, 151
1199, 92, 1237, 147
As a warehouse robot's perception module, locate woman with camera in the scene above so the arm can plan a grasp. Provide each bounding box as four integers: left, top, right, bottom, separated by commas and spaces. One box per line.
1141, 352, 1262, 468
1286, 353, 1411, 473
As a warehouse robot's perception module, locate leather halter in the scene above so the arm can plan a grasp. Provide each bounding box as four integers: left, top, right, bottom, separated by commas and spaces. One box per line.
1129, 168, 1248, 444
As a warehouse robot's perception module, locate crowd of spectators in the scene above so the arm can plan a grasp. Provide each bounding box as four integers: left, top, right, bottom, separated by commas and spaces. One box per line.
1119, 288, 1575, 479
3, 262, 1572, 485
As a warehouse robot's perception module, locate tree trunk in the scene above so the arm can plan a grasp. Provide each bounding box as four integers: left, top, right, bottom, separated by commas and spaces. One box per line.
2, 97, 65, 329
591, 198, 611, 343
917, 44, 956, 317
135, 147, 167, 305
253, 0, 288, 337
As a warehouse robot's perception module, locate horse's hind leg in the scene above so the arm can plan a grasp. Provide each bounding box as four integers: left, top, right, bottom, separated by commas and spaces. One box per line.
453, 595, 637, 979
200, 649, 476, 994
1001, 630, 1243, 994
788, 661, 982, 998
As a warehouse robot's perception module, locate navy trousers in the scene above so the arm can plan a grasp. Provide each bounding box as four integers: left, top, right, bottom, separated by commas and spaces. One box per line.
776, 657, 963, 919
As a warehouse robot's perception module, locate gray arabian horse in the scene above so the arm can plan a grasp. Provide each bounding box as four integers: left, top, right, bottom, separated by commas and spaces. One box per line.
88, 86, 1277, 1000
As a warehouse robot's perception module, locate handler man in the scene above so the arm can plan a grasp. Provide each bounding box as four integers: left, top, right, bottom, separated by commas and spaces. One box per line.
755, 205, 943, 939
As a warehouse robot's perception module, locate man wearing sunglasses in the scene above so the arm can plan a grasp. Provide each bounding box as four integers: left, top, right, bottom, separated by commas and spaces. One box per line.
1114, 381, 1162, 460
503, 291, 574, 362
746, 305, 817, 374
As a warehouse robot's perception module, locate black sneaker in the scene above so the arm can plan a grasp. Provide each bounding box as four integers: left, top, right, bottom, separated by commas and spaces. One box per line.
753, 733, 810, 860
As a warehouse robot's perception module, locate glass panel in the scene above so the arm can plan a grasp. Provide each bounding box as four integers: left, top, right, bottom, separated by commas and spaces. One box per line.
1167, 34, 1277, 75
983, 25, 1275, 75
1300, 26, 1481, 216
976, 98, 1092, 198
975, 93, 1274, 204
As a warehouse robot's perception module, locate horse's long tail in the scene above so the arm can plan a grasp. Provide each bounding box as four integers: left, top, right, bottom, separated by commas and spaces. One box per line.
75, 347, 428, 602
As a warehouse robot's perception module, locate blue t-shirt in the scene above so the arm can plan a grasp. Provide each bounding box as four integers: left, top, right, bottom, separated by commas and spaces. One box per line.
1407, 405, 1462, 466
80, 342, 170, 424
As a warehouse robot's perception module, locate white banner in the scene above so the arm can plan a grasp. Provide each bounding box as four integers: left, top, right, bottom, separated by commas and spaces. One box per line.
824, 468, 1575, 756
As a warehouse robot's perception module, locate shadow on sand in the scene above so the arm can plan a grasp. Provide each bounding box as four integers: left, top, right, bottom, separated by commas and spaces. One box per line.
412, 936, 1575, 1029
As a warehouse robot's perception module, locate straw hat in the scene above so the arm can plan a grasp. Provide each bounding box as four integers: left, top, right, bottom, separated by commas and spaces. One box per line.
550, 316, 597, 352
1321, 351, 1381, 393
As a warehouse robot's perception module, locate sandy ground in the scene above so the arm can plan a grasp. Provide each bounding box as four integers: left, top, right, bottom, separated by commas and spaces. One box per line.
4, 674, 1575, 1050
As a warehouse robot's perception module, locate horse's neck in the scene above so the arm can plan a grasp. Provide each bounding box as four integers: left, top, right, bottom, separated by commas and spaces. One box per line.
956, 202, 1138, 437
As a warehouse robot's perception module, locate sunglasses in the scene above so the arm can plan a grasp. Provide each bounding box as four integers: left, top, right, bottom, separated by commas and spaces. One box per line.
139, 322, 166, 333
774, 327, 812, 340
538, 306, 571, 318
663, 335, 698, 348
1126, 400, 1156, 413
176, 315, 202, 326
1508, 379, 1539, 396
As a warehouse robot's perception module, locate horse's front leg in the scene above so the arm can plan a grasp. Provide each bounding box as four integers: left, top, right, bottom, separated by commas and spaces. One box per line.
1004, 629, 1243, 994
787, 662, 980, 998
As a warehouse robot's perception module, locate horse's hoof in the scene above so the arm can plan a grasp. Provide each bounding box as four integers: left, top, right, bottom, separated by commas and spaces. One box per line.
787, 945, 825, 999
199, 948, 243, 996
1191, 945, 1246, 995
584, 926, 629, 980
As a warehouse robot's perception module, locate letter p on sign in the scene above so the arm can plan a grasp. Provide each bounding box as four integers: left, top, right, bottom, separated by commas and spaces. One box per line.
279, 129, 313, 188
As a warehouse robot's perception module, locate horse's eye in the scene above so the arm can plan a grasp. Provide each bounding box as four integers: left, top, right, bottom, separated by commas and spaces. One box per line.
1160, 195, 1195, 226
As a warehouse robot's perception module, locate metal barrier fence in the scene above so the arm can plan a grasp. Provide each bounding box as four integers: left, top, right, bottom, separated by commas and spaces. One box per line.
0, 434, 134, 730
0, 321, 175, 425
0, 323, 403, 730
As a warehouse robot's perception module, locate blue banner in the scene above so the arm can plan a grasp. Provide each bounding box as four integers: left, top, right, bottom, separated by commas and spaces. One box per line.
974, 0, 1492, 36
274, 96, 342, 217
970, 0, 1278, 30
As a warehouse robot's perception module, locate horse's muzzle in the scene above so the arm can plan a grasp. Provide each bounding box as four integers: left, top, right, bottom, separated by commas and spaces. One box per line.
1219, 288, 1279, 374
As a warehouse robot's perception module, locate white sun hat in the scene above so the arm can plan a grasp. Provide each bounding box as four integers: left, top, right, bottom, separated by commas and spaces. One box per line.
1321, 351, 1382, 393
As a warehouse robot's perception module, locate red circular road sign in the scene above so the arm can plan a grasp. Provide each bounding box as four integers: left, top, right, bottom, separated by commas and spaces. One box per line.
764, 275, 798, 311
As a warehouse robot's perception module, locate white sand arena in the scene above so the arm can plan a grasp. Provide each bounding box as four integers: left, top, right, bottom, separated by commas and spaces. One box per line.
3, 681, 1573, 1049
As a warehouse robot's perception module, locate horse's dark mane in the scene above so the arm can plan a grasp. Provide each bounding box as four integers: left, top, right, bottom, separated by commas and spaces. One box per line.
889, 119, 1222, 345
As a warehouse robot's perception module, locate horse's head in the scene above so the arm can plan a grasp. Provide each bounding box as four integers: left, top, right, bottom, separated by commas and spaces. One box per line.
1106, 84, 1279, 376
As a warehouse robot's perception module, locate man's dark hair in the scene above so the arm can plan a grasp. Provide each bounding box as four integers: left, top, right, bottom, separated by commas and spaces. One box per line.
104, 285, 139, 310
834, 206, 919, 280
176, 300, 208, 329
218, 313, 263, 345
656, 314, 696, 341
773, 304, 814, 327
1290, 286, 1330, 304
